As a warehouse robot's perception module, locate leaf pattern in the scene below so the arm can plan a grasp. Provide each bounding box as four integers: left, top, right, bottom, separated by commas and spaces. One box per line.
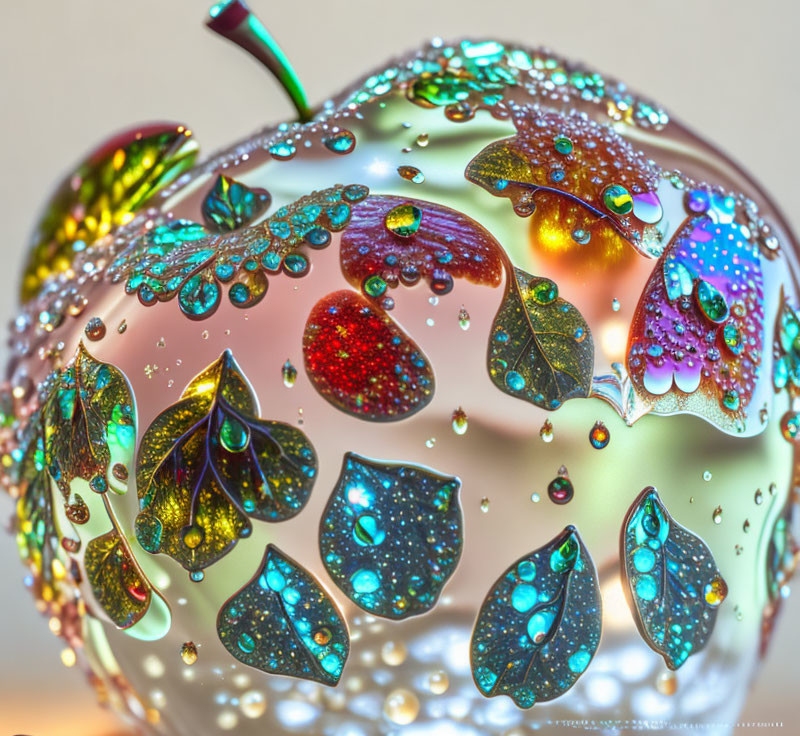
217, 544, 349, 685
319, 452, 463, 619
109, 184, 369, 319
471, 526, 601, 707
627, 202, 764, 432
620, 487, 727, 669
14, 413, 60, 594
201, 174, 271, 233
465, 106, 663, 260
84, 529, 152, 629
339, 194, 504, 305
135, 350, 318, 576
22, 123, 198, 300
26, 344, 164, 633
303, 291, 435, 421
488, 266, 593, 410
43, 343, 136, 500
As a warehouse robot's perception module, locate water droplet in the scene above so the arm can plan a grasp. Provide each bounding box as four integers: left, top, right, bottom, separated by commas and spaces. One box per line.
704, 575, 728, 606
239, 690, 267, 719
780, 411, 800, 441
201, 330, 209, 340
322, 130, 355, 154
656, 671, 678, 696
427, 670, 449, 695
743, 519, 750, 533
425, 437, 436, 449
384, 688, 420, 725
589, 421, 610, 449
61, 648, 77, 668
415, 133, 429, 148
117, 319, 127, 334
480, 497, 490, 513
712, 506, 723, 524
769, 482, 777, 496
695, 280, 729, 323
532, 278, 558, 304
397, 165, 425, 184
539, 419, 554, 443
381, 640, 408, 666
548, 474, 574, 505
84, 317, 106, 341
385, 203, 422, 237
754, 488, 763, 505
282, 359, 297, 388
602, 184, 633, 215
458, 306, 470, 330
571, 228, 591, 245
180, 642, 198, 665
553, 135, 573, 155
703, 470, 712, 482
363, 274, 387, 298
611, 298, 621, 312
451, 407, 468, 435
531, 493, 540, 503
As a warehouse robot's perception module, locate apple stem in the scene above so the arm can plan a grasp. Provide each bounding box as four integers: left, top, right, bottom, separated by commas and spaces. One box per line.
207, 0, 312, 123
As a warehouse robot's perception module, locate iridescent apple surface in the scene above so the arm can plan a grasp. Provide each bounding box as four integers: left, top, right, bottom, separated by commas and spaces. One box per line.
2, 2, 799, 735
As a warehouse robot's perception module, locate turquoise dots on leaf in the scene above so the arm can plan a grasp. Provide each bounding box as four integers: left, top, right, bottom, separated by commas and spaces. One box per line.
470, 526, 601, 707
621, 487, 727, 670
319, 452, 463, 619
217, 545, 349, 685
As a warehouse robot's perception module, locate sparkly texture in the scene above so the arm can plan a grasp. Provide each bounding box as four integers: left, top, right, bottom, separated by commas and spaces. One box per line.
466, 107, 662, 260
628, 209, 764, 432
110, 184, 368, 319
84, 529, 153, 629
773, 292, 800, 395
303, 291, 434, 421
21, 123, 198, 301
217, 544, 349, 685
340, 196, 504, 304
470, 526, 601, 707
201, 174, 271, 232
488, 267, 593, 410
135, 351, 318, 575
621, 487, 726, 669
319, 453, 463, 619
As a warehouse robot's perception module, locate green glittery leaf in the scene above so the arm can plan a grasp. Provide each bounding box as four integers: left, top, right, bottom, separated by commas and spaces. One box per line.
135, 350, 318, 576
14, 413, 59, 590
620, 487, 727, 670
217, 544, 349, 685
84, 528, 152, 629
488, 266, 593, 410
22, 123, 198, 301
43, 343, 136, 500
470, 526, 601, 708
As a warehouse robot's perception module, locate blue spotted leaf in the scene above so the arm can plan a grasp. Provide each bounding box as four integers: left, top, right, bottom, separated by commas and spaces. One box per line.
319, 452, 463, 619
470, 526, 601, 708
488, 266, 593, 410
217, 544, 349, 685
620, 487, 727, 670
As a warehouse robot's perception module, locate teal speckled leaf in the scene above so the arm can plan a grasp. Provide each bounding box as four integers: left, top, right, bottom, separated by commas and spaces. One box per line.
471, 526, 601, 708
319, 452, 463, 619
201, 174, 271, 233
620, 487, 727, 670
488, 266, 593, 410
217, 544, 349, 685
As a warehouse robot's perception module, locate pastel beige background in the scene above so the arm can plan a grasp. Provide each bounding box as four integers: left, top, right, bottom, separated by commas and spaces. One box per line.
0, 0, 796, 734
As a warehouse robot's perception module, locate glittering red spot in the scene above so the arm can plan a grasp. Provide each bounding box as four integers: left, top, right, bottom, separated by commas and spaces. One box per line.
340, 195, 504, 303
303, 291, 434, 421
127, 582, 149, 603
